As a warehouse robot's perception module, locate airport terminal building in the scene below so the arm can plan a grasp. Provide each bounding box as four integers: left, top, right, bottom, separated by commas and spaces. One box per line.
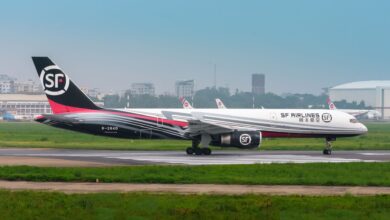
329, 81, 390, 119
0, 94, 51, 120
0, 94, 105, 120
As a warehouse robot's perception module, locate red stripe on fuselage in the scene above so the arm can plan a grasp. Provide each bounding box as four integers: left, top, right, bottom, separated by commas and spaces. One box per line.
100, 110, 188, 127
48, 99, 92, 114
47, 99, 188, 127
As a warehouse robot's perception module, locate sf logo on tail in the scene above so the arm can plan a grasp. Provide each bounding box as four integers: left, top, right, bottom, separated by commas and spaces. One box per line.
40, 65, 70, 96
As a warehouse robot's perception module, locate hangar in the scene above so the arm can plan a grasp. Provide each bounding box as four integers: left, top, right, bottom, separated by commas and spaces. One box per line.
329, 81, 390, 120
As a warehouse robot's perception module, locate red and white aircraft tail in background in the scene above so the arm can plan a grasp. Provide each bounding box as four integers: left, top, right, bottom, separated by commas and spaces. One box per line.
32, 57, 367, 156
327, 98, 337, 110
179, 97, 193, 109
327, 98, 380, 119
215, 98, 227, 109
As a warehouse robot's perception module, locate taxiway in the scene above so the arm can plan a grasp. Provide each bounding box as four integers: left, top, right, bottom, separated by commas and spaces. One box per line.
0, 148, 389, 166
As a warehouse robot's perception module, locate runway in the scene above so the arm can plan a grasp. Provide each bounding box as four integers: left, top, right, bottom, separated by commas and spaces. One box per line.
0, 148, 389, 166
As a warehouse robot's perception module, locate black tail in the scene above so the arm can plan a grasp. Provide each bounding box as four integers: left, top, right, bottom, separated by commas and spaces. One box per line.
32, 57, 100, 113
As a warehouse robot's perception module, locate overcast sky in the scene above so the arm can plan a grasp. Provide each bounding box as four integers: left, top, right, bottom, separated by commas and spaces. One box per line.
0, 0, 389, 94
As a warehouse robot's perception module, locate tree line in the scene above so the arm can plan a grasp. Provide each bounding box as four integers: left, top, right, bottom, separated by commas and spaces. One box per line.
103, 87, 367, 109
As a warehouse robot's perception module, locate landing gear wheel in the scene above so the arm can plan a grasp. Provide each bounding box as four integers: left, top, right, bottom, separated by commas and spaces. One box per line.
323, 137, 335, 155
323, 149, 332, 155
202, 148, 212, 155
186, 147, 194, 155
187, 136, 212, 156
194, 148, 203, 155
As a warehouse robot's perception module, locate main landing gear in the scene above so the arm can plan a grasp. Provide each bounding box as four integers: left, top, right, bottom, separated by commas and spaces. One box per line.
186, 146, 211, 155
323, 137, 335, 155
186, 134, 212, 156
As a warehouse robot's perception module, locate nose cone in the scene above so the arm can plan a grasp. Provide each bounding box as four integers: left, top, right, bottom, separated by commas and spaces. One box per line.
359, 123, 368, 134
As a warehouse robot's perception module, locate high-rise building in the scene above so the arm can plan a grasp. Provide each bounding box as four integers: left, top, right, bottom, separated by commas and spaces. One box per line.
252, 73, 265, 95
130, 83, 155, 96
175, 80, 194, 97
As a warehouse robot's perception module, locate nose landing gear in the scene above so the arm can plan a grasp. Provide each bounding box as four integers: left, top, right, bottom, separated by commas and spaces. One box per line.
323, 137, 335, 155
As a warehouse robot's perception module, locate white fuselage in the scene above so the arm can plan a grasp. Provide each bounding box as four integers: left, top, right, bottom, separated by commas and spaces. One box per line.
118, 108, 368, 137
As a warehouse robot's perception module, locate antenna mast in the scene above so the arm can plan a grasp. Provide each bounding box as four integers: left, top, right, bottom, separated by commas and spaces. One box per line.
213, 64, 217, 89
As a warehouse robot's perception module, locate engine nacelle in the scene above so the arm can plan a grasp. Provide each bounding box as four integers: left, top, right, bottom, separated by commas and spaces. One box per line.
213, 131, 262, 149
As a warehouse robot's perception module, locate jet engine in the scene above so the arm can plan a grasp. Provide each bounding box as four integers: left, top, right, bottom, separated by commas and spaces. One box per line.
213, 131, 262, 149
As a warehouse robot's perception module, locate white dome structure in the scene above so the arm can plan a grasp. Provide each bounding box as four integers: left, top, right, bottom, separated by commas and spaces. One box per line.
331, 81, 390, 90
329, 80, 390, 119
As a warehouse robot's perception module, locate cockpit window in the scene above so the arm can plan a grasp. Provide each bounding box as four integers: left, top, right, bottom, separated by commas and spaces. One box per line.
350, 118, 359, 123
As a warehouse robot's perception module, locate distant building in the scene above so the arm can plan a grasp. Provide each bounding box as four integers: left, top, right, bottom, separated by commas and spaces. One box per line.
80, 87, 101, 99
252, 73, 265, 95
0, 94, 104, 120
87, 88, 100, 98
14, 80, 42, 94
130, 83, 155, 96
329, 81, 390, 120
175, 80, 194, 98
0, 94, 51, 120
0, 75, 42, 94
0, 74, 15, 94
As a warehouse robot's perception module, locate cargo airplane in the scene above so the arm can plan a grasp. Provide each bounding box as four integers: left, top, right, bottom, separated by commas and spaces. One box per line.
32, 57, 367, 155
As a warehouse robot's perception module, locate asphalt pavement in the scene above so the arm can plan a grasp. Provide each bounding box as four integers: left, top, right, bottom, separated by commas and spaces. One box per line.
0, 148, 389, 165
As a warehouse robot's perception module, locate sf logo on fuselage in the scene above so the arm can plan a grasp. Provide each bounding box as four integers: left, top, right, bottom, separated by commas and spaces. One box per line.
322, 113, 332, 123
40, 65, 70, 96
239, 134, 252, 146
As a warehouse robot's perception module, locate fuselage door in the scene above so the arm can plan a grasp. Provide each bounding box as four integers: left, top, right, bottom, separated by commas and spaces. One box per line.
270, 112, 278, 121
156, 117, 164, 127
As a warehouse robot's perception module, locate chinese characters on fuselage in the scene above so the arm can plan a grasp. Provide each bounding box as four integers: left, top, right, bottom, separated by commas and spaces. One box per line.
281, 113, 321, 123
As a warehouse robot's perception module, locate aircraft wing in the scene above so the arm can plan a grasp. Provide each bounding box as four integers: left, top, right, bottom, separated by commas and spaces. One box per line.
186, 119, 234, 135
181, 111, 260, 136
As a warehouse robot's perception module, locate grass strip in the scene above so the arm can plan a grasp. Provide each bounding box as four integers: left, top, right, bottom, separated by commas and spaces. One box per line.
0, 191, 389, 220
0, 162, 389, 186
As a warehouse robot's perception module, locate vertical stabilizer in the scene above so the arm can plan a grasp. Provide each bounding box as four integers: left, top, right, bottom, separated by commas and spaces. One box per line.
32, 57, 100, 113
